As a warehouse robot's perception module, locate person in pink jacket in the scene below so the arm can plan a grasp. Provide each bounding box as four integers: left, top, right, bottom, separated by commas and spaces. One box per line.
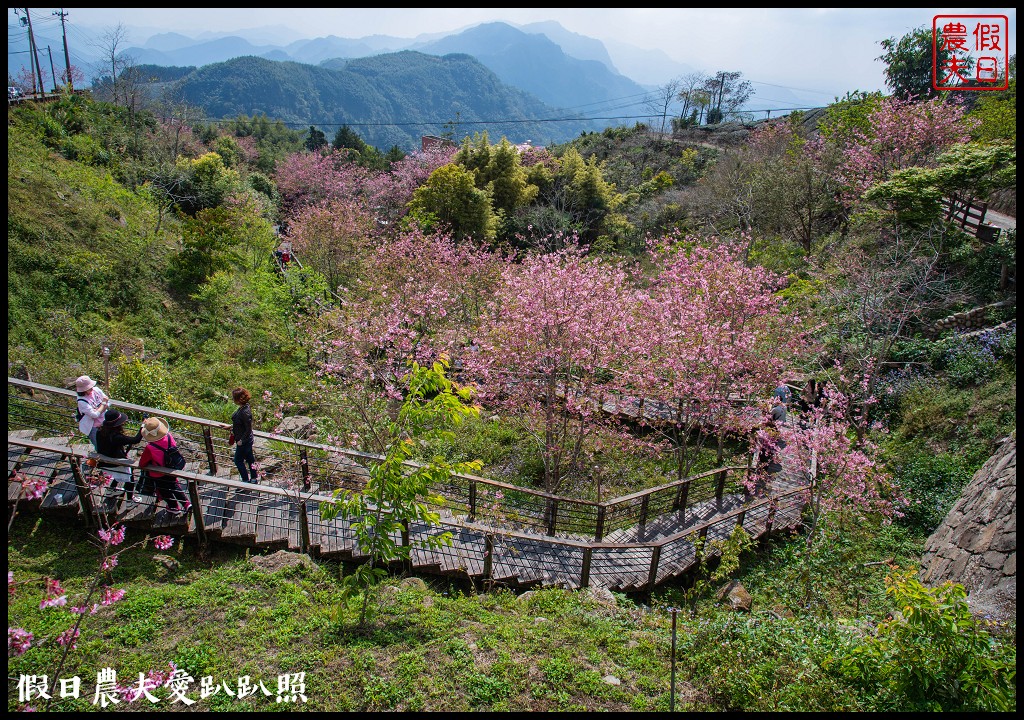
138, 417, 191, 516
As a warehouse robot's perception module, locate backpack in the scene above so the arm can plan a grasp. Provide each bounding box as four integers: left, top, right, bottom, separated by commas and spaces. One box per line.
76, 398, 88, 422
161, 438, 187, 470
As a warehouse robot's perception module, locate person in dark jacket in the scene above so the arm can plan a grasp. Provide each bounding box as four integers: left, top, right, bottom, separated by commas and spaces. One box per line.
229, 387, 258, 484
95, 410, 143, 502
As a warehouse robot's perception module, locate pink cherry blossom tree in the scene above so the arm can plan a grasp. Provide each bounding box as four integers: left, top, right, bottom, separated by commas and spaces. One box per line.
772, 381, 908, 604
630, 235, 807, 479
464, 242, 642, 493
837, 95, 976, 206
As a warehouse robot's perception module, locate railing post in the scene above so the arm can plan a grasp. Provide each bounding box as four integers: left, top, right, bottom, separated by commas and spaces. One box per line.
766, 499, 777, 535
581, 546, 592, 589
483, 534, 493, 582
647, 545, 662, 589
715, 467, 728, 503
68, 457, 95, 526
675, 480, 690, 524
299, 501, 313, 556
639, 494, 649, 530
202, 427, 217, 475
402, 519, 411, 573
187, 477, 207, 547
468, 479, 477, 521
545, 498, 558, 536
594, 504, 606, 542
300, 448, 311, 491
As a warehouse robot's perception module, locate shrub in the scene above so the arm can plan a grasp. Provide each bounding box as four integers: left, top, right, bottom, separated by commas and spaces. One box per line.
835, 570, 1016, 711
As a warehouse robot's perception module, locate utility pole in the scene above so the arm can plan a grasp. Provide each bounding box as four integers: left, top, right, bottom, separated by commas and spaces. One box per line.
23, 9, 46, 96
47, 46, 58, 93
54, 9, 73, 90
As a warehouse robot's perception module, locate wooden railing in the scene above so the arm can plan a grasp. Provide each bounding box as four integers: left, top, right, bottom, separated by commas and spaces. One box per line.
8, 377, 810, 591
942, 194, 994, 240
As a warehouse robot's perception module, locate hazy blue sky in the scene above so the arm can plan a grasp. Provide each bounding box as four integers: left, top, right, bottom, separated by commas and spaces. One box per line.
11, 8, 1018, 99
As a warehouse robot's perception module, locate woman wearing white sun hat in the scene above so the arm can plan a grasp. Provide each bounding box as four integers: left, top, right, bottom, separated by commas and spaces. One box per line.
74, 375, 109, 451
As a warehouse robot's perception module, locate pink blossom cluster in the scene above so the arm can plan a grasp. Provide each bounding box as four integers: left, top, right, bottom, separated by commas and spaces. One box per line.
101, 587, 126, 606
56, 626, 80, 649
17, 473, 48, 500
8, 627, 33, 655
836, 95, 976, 204
39, 578, 66, 609
98, 524, 126, 546
153, 535, 175, 551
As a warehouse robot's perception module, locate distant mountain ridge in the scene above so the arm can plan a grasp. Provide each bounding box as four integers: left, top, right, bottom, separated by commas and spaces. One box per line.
172, 53, 599, 152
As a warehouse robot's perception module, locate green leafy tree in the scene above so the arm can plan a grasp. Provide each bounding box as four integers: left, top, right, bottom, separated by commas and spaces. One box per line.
174, 151, 241, 216
304, 125, 328, 152
879, 25, 963, 100
969, 55, 1015, 142
406, 163, 497, 243
320, 358, 481, 625
110, 357, 191, 414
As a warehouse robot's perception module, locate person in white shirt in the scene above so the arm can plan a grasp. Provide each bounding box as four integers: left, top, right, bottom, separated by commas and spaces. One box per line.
75, 375, 109, 450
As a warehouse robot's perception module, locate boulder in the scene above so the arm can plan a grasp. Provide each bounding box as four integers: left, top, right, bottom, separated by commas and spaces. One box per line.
276, 416, 317, 440
716, 580, 752, 612
250, 549, 314, 573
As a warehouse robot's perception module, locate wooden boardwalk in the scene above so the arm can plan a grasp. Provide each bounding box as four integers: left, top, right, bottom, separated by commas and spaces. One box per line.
8, 379, 810, 593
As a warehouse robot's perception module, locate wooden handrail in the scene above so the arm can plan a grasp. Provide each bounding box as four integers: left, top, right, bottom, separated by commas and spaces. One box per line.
9, 435, 801, 553
8, 377, 748, 513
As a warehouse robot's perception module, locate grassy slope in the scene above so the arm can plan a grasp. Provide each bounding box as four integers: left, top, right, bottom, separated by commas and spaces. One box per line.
7, 512, 928, 712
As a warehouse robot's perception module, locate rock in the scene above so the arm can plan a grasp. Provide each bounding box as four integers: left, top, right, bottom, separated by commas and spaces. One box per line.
276, 416, 317, 440
585, 586, 618, 608
517, 590, 536, 603
716, 580, 752, 612
399, 577, 427, 591
602, 675, 621, 686
421, 596, 434, 609
249, 549, 314, 573
153, 554, 179, 571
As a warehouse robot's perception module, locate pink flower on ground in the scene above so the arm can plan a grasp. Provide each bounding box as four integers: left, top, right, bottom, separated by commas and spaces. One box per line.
153, 535, 174, 551
8, 627, 33, 655
56, 627, 80, 649
147, 661, 177, 687
101, 587, 126, 606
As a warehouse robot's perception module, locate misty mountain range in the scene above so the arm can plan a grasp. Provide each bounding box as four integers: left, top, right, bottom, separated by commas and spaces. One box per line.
10, 19, 825, 151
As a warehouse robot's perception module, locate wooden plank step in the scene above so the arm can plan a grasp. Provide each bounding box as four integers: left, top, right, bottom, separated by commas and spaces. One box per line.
318, 521, 353, 556
220, 487, 258, 541
118, 493, 157, 525
199, 485, 230, 535
255, 495, 291, 546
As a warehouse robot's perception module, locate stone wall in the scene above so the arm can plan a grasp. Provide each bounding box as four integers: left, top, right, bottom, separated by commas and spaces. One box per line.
919, 435, 1016, 623
930, 298, 1015, 337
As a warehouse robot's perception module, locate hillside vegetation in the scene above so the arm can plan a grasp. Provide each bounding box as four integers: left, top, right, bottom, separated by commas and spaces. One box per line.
6, 58, 1016, 712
